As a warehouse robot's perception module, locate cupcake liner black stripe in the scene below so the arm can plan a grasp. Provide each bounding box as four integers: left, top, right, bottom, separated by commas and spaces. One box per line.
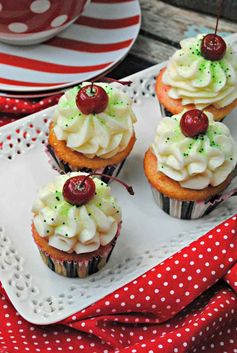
79, 167, 93, 173
106, 244, 116, 263
115, 157, 127, 177
161, 194, 170, 214
46, 144, 57, 164
181, 200, 195, 219
101, 165, 116, 183
64, 261, 77, 277
47, 256, 55, 271
88, 255, 100, 275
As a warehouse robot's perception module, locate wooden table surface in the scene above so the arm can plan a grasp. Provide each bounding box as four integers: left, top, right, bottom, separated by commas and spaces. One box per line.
109, 0, 237, 79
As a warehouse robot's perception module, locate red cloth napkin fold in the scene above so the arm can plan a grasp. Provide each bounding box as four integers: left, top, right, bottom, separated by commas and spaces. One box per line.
0, 214, 236, 353
0, 95, 61, 127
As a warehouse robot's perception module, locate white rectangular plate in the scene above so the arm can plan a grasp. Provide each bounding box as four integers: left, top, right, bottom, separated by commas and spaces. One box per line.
0, 62, 237, 324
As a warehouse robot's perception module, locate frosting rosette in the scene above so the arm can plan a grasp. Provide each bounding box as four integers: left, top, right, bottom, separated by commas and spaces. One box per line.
152, 111, 237, 190
163, 34, 237, 109
53, 82, 136, 159
32, 173, 122, 254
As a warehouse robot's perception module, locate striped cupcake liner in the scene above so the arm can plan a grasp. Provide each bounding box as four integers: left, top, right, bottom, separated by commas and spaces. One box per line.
46, 144, 126, 183
151, 183, 237, 220
37, 228, 121, 278
159, 103, 173, 118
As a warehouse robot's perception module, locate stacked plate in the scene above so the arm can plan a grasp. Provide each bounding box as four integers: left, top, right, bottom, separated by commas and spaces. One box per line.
0, 0, 141, 98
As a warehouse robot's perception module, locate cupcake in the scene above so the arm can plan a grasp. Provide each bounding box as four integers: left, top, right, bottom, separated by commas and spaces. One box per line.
144, 109, 237, 219
156, 34, 237, 121
32, 172, 124, 278
47, 82, 137, 183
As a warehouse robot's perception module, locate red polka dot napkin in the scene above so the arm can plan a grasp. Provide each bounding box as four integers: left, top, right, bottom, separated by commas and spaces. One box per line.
0, 215, 237, 352
0, 95, 61, 127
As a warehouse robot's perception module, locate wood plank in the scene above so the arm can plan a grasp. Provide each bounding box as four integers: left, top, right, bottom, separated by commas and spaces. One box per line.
130, 34, 176, 63
140, 0, 237, 46
163, 0, 237, 21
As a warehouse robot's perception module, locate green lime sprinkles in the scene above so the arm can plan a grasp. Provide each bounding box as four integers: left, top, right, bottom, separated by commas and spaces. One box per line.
176, 35, 234, 86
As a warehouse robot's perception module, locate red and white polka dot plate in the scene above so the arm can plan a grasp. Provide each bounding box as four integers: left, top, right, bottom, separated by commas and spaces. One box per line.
0, 0, 141, 93
0, 62, 237, 325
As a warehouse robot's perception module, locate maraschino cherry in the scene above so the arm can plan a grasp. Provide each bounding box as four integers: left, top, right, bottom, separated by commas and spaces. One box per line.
180, 109, 209, 138
201, 34, 226, 61
63, 173, 134, 206
63, 175, 96, 206
76, 83, 108, 115
200, 0, 226, 61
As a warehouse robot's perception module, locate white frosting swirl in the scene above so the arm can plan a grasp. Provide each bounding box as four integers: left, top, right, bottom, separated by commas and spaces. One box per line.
163, 35, 237, 109
32, 173, 122, 254
152, 111, 237, 189
53, 82, 136, 159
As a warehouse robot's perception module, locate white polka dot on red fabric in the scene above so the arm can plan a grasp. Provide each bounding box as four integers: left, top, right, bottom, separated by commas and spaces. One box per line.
0, 214, 236, 353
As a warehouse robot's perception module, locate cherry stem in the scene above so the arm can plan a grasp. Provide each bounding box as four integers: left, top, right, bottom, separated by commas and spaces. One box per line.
90, 82, 94, 94
80, 173, 135, 195
96, 77, 132, 86
214, 0, 224, 37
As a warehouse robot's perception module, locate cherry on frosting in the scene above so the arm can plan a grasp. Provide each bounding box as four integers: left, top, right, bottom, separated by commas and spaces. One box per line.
201, 34, 226, 61
180, 109, 209, 138
62, 173, 134, 207
76, 84, 108, 115
63, 175, 96, 206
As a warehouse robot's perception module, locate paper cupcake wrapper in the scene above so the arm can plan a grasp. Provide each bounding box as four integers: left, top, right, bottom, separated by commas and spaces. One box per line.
151, 177, 237, 219
159, 103, 173, 118
46, 144, 126, 184
37, 226, 121, 278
